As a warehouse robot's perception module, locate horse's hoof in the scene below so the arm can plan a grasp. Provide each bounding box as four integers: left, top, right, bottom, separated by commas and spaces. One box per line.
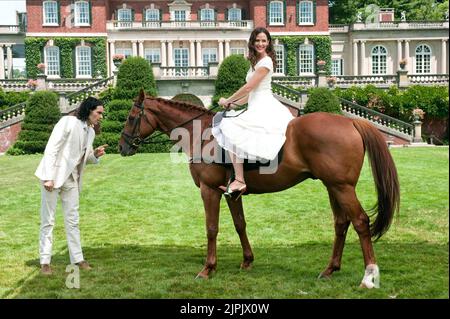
317, 272, 332, 280
359, 281, 374, 289
195, 272, 209, 280
240, 262, 252, 270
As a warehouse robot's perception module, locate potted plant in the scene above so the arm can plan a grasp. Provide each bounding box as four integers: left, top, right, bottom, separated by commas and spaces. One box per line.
317, 60, 326, 71
112, 54, 125, 67
399, 58, 407, 70
27, 79, 38, 91
326, 76, 337, 88
412, 108, 425, 121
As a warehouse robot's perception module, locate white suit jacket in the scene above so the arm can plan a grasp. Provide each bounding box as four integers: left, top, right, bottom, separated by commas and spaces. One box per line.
35, 116, 98, 191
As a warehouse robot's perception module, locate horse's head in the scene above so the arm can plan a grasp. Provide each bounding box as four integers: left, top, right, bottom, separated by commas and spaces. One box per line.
119, 89, 159, 156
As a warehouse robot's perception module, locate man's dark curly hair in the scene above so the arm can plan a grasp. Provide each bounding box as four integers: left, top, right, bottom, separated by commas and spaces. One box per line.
75, 97, 103, 121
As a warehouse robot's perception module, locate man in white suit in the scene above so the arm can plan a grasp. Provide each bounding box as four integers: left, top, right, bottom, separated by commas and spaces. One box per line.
35, 97, 107, 275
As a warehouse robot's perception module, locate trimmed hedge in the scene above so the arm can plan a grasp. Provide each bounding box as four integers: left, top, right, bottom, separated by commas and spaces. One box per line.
114, 57, 157, 100
0, 89, 31, 110
7, 91, 60, 155
305, 88, 342, 115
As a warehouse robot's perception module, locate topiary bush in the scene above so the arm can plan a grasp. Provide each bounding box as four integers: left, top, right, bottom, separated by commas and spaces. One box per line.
114, 57, 157, 100
0, 88, 31, 110
212, 54, 250, 107
7, 91, 60, 155
304, 87, 342, 115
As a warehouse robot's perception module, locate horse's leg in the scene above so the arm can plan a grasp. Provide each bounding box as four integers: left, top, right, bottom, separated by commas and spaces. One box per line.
318, 191, 350, 279
225, 196, 254, 269
196, 183, 222, 279
327, 185, 379, 288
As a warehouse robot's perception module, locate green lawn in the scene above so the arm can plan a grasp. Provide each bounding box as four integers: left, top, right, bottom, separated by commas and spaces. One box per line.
0, 147, 448, 299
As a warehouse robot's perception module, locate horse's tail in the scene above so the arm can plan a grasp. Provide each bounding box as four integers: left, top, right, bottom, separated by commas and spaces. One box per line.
352, 119, 400, 241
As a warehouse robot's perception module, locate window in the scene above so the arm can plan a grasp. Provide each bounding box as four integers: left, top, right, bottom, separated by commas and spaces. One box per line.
274, 44, 285, 75
45, 46, 60, 76
145, 9, 160, 21
76, 46, 91, 77
144, 48, 161, 64
174, 10, 186, 21
75, 1, 90, 26
174, 48, 189, 76
200, 8, 214, 21
228, 8, 242, 21
298, 1, 313, 24
415, 44, 431, 74
43, 1, 58, 25
202, 48, 217, 66
331, 59, 343, 76
230, 48, 246, 56
115, 48, 133, 59
371, 45, 387, 75
298, 44, 314, 75
118, 8, 132, 21
269, 1, 284, 25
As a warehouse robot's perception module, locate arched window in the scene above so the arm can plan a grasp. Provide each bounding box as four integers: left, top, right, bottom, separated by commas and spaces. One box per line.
200, 8, 214, 21
76, 46, 92, 77
75, 1, 90, 25
145, 8, 160, 21
43, 0, 58, 25
269, 1, 284, 25
274, 44, 285, 75
298, 1, 313, 24
298, 44, 314, 75
371, 45, 387, 75
228, 8, 242, 21
45, 46, 60, 76
118, 8, 132, 21
415, 44, 432, 74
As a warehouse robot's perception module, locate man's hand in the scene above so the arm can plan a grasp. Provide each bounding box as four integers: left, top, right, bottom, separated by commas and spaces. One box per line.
43, 180, 54, 192
94, 144, 108, 158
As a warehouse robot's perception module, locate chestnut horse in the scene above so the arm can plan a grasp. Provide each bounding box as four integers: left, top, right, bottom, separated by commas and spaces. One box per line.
118, 90, 400, 288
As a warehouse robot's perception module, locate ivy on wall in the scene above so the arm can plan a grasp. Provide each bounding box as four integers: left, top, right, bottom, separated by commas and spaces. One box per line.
274, 36, 332, 76
25, 37, 107, 79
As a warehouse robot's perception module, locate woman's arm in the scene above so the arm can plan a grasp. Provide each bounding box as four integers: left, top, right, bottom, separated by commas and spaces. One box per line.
220, 67, 269, 108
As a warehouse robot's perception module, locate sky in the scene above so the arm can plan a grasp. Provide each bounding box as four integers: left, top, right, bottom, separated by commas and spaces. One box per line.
0, 0, 26, 25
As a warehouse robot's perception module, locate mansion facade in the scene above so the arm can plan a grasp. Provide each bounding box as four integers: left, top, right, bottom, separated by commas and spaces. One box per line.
0, 1, 448, 81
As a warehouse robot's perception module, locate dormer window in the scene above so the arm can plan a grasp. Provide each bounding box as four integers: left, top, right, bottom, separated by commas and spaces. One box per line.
145, 8, 160, 21
228, 8, 242, 21
174, 10, 186, 21
200, 8, 214, 21
118, 8, 132, 21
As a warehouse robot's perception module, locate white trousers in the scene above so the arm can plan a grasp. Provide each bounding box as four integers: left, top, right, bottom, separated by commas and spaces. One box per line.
39, 173, 84, 265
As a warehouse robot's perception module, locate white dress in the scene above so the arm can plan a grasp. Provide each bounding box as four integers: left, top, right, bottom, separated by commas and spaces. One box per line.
212, 56, 294, 161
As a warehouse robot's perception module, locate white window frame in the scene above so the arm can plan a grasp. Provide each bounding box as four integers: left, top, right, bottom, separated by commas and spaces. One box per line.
230, 47, 246, 56
43, 0, 59, 26
174, 10, 187, 21
274, 44, 285, 75
76, 46, 92, 78
228, 8, 242, 21
74, 0, 90, 26
115, 48, 133, 59
331, 59, 343, 76
269, 1, 284, 25
144, 48, 161, 64
118, 8, 132, 21
145, 8, 160, 21
415, 44, 432, 74
298, 1, 313, 25
45, 46, 60, 77
371, 45, 387, 75
298, 44, 314, 75
200, 8, 214, 21
202, 48, 217, 67
174, 48, 189, 76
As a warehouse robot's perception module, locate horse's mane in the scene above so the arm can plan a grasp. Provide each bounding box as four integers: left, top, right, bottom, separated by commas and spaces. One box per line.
146, 96, 216, 116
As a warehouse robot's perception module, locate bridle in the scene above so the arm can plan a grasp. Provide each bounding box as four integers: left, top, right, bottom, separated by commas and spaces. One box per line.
120, 98, 223, 149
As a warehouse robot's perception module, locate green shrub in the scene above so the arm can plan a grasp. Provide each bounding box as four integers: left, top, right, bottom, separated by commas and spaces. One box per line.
304, 87, 342, 114
213, 54, 250, 106
7, 91, 60, 155
401, 85, 449, 119
0, 88, 30, 110
98, 86, 116, 106
114, 57, 157, 100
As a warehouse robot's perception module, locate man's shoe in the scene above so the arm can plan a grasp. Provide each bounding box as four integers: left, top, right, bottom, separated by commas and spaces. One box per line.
76, 260, 92, 270
41, 264, 52, 275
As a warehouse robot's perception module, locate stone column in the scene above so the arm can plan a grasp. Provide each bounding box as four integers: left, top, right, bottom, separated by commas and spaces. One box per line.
196, 40, 202, 67
353, 40, 359, 76
360, 41, 366, 75
189, 40, 195, 67
0, 45, 5, 79
225, 39, 230, 58
404, 40, 410, 73
160, 40, 167, 67
138, 40, 144, 58
218, 40, 224, 63
167, 40, 174, 67
132, 41, 138, 57
441, 39, 447, 74
109, 40, 116, 74
6, 45, 12, 79
397, 40, 403, 70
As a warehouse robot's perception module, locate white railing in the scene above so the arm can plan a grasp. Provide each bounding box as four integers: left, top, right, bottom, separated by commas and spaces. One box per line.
329, 24, 349, 32
0, 79, 28, 92
408, 74, 449, 85
0, 25, 23, 33
47, 78, 104, 92
335, 75, 397, 88
159, 67, 209, 78
353, 20, 448, 30
107, 20, 254, 30
272, 76, 316, 88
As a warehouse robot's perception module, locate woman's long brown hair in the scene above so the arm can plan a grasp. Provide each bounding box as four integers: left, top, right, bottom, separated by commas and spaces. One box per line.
247, 27, 277, 70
